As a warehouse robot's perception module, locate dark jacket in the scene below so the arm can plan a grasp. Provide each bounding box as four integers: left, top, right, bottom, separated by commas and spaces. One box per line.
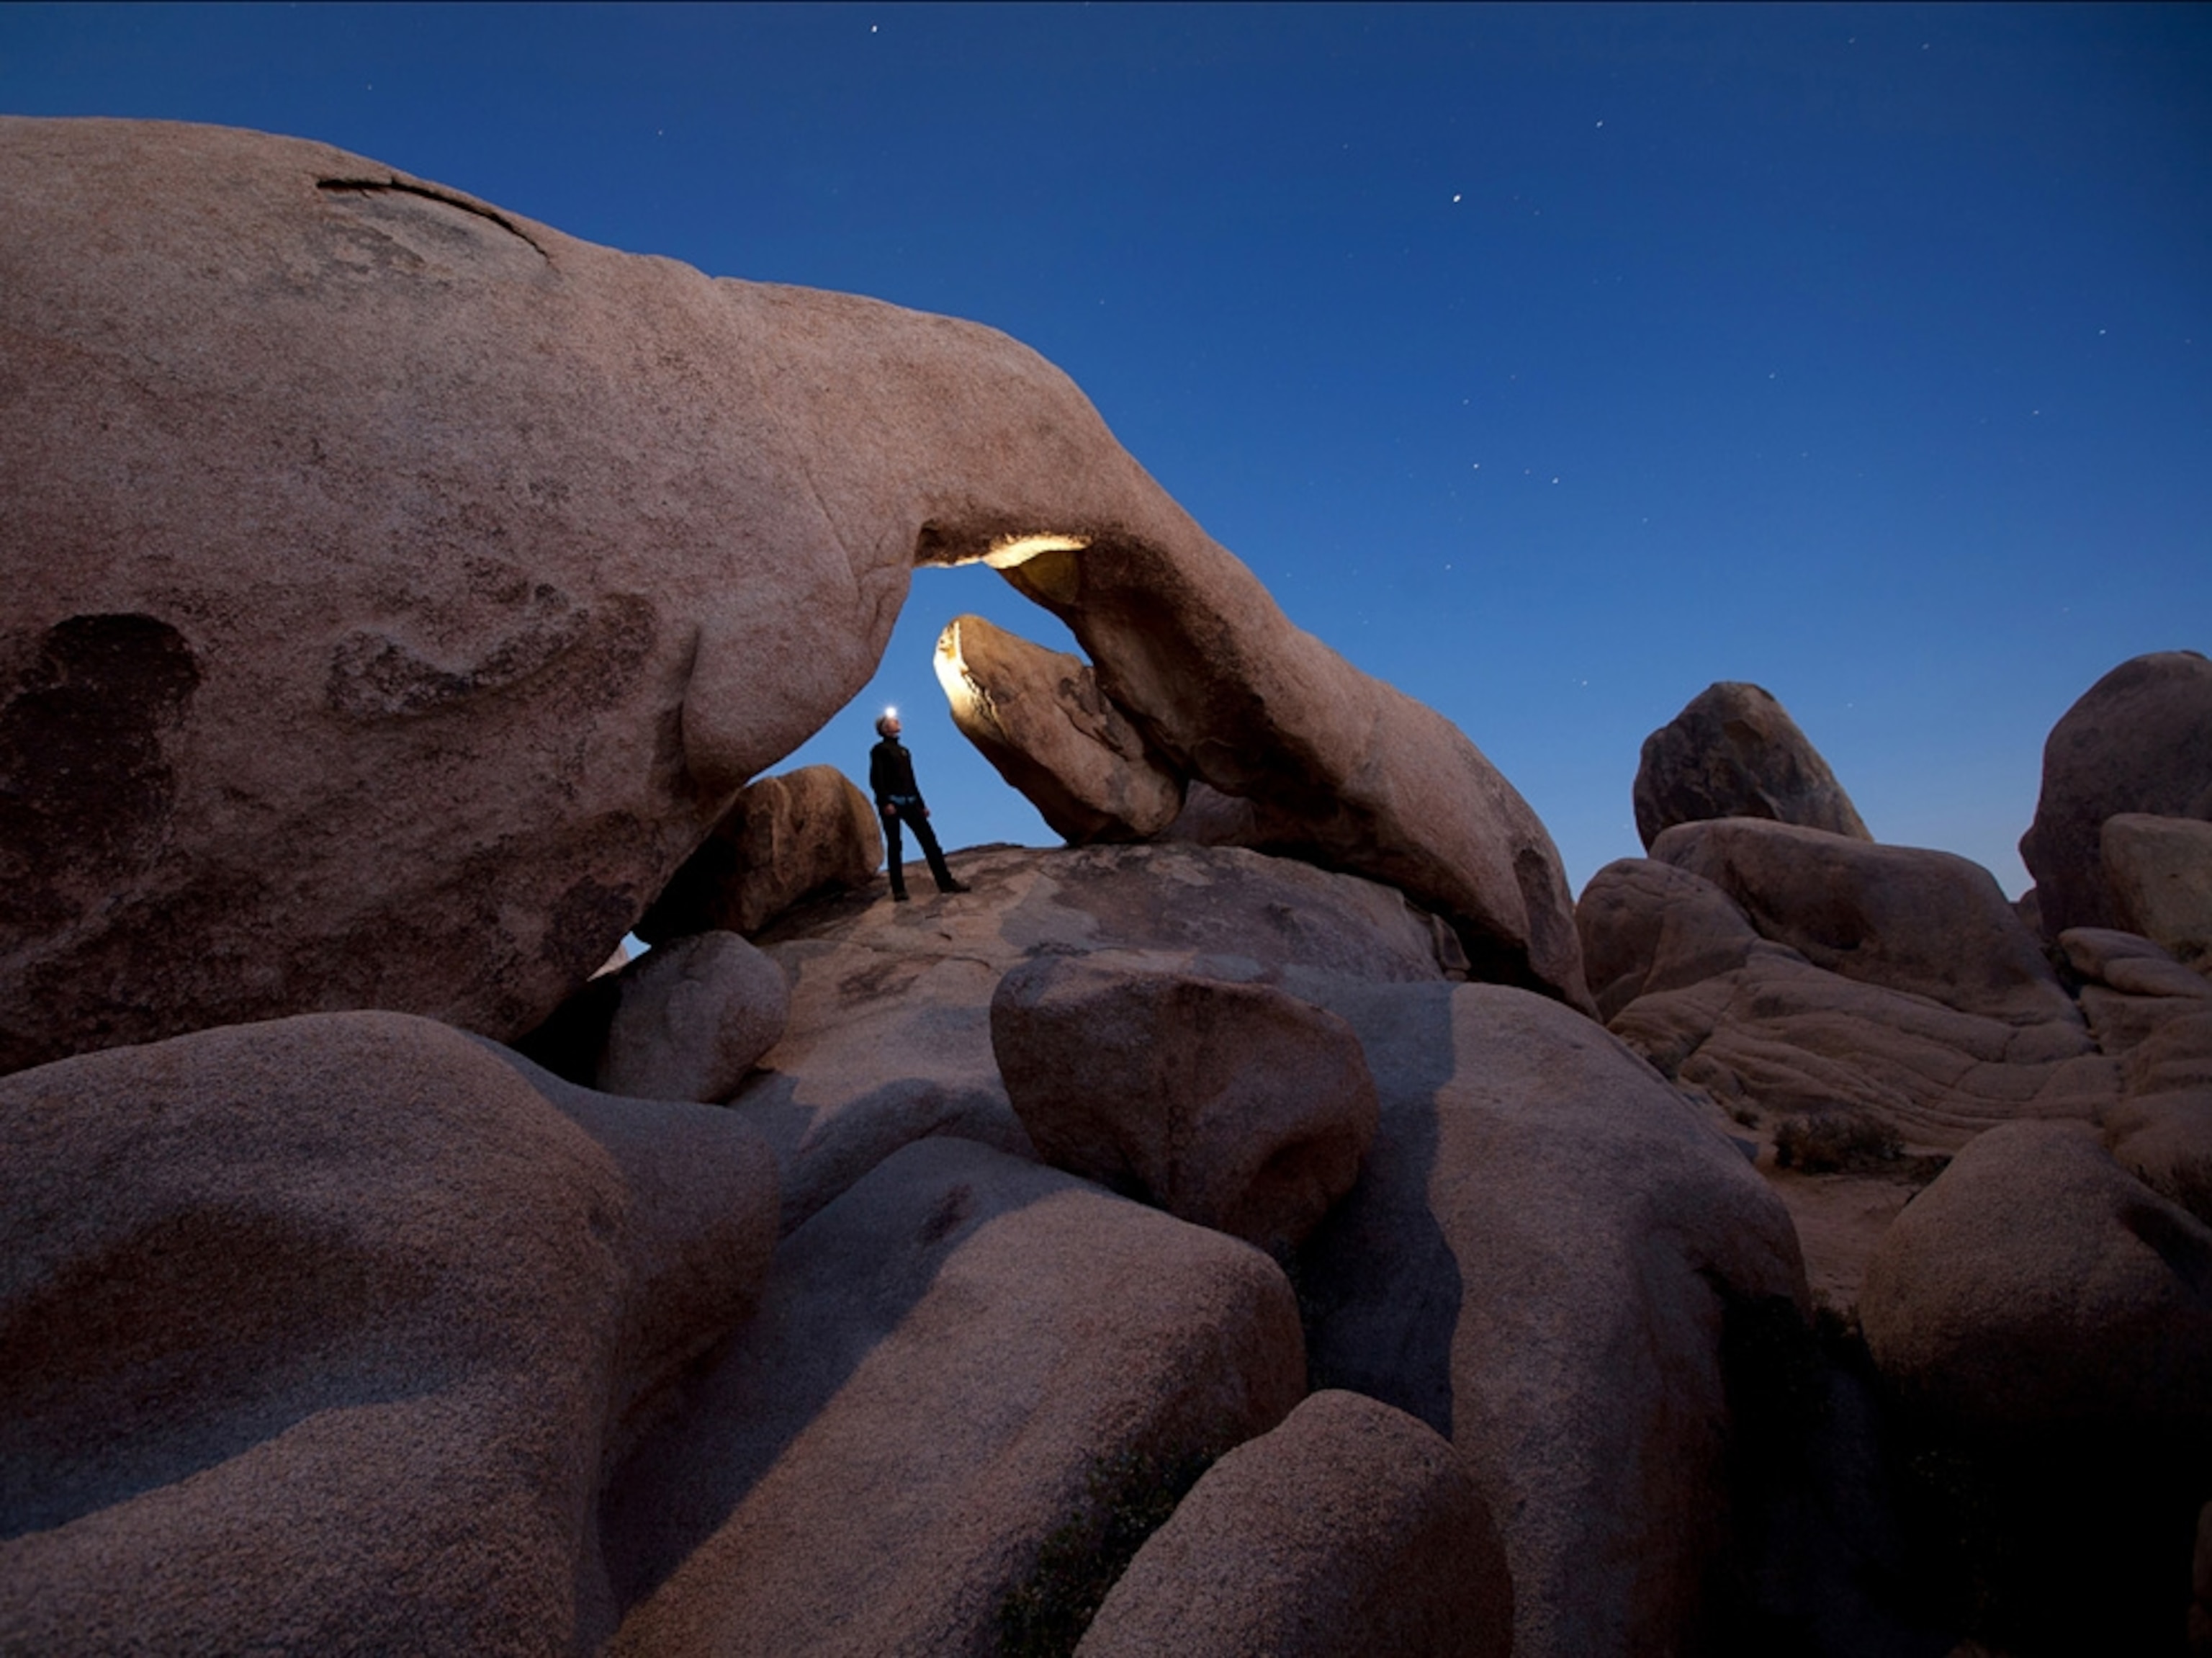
869, 736, 922, 805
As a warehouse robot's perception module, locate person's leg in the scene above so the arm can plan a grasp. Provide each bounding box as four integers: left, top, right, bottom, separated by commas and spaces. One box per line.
883, 813, 909, 900
907, 813, 966, 892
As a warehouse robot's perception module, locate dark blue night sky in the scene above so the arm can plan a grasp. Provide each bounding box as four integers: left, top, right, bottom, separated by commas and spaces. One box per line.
6, 2, 2206, 892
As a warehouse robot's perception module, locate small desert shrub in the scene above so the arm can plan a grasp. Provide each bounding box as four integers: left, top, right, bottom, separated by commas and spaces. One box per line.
1773, 1110, 1901, 1174
996, 1444, 1214, 1658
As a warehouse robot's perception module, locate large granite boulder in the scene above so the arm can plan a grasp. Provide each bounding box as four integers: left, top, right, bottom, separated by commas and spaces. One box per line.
2020, 650, 2212, 939
1650, 818, 2081, 1029
1295, 982, 1807, 1658
1, 115, 1584, 1075
935, 613, 1184, 843
2103, 812, 2212, 973
739, 841, 1455, 1234
1632, 681, 1871, 848
992, 954, 1378, 1254
0, 1011, 779, 1655
596, 931, 791, 1103
597, 1135, 1305, 1657
638, 766, 884, 942
1861, 1119, 2212, 1443
1075, 1390, 1513, 1658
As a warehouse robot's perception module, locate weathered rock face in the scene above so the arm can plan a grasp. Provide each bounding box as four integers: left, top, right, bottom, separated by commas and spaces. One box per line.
0, 1011, 779, 1655
2103, 812, 2212, 973
1861, 1119, 2212, 1442
738, 841, 1455, 1234
638, 766, 884, 942
598, 1135, 1305, 1657
1576, 854, 1763, 1024
1, 114, 1586, 1072
1632, 681, 1871, 848
1075, 1389, 1513, 1658
1651, 818, 2080, 1029
992, 954, 1378, 1255
596, 931, 791, 1103
1582, 833, 2113, 1306
988, 540, 1588, 1012
935, 614, 1184, 843
1295, 982, 1807, 1658
2020, 650, 2212, 939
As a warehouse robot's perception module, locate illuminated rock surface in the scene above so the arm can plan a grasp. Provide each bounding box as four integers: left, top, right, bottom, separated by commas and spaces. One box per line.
935, 613, 1184, 843
736, 841, 1453, 1234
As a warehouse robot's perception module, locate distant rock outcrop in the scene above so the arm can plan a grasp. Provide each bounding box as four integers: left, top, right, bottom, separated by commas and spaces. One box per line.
2101, 812, 2212, 974
935, 614, 1185, 843
1586, 823, 2108, 1152
1632, 681, 1870, 848
2020, 650, 2212, 939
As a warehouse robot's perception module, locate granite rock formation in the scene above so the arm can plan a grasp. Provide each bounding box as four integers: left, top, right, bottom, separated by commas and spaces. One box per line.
992, 954, 1378, 1254
1075, 1389, 1513, 1658
2103, 812, 2212, 974
1295, 982, 1807, 1658
935, 614, 1184, 843
1633, 681, 1871, 848
1, 115, 1584, 1075
597, 1137, 1305, 1657
637, 766, 884, 942
596, 931, 792, 1103
2020, 650, 2212, 939
0, 1013, 779, 1655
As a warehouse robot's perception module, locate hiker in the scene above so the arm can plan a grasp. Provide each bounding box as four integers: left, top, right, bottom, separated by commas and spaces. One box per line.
868, 711, 968, 901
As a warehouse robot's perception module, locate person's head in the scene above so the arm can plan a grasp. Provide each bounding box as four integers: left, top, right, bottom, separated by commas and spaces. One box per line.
876, 712, 902, 739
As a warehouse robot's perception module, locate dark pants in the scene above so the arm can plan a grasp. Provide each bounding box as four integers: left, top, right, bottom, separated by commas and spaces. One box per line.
881, 797, 957, 896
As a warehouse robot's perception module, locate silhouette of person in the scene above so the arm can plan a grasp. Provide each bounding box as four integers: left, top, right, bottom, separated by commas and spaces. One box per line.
868, 712, 968, 901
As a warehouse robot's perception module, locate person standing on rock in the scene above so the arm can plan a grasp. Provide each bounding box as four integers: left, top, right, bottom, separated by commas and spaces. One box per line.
869, 711, 969, 902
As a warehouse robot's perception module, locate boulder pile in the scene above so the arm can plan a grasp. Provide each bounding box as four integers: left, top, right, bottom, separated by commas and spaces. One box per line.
3, 120, 2208, 1657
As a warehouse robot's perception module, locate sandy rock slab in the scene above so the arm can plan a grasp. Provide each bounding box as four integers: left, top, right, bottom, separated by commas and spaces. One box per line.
1294, 982, 1807, 1658
0, 1012, 778, 1656
1632, 680, 1871, 848
737, 841, 1452, 1234
598, 1135, 1305, 1657
992, 954, 1377, 1255
1074, 1389, 1511, 1658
